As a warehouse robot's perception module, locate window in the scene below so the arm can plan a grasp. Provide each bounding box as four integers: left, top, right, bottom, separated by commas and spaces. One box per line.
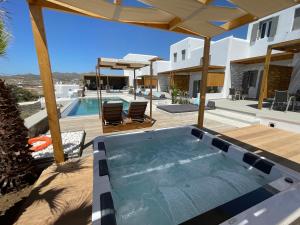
242, 70, 258, 89
292, 8, 300, 30
173, 53, 177, 62
250, 16, 279, 43
249, 71, 258, 87
259, 19, 273, 39
182, 50, 186, 60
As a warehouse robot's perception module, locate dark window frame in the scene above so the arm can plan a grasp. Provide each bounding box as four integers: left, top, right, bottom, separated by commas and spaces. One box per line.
292, 7, 300, 31
173, 52, 177, 62
181, 49, 186, 60
258, 18, 273, 39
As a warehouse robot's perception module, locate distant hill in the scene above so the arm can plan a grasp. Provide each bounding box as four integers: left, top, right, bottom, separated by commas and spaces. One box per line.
0, 72, 94, 86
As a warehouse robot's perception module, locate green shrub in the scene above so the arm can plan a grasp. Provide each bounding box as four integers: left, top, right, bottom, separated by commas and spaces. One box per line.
7, 85, 39, 102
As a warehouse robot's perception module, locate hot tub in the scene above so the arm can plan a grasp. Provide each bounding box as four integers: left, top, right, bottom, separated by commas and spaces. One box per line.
93, 126, 300, 225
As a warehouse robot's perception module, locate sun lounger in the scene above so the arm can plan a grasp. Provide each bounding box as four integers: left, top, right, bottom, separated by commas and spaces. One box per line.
124, 101, 148, 122
270, 90, 294, 112
102, 102, 123, 125
144, 91, 166, 100
192, 98, 215, 110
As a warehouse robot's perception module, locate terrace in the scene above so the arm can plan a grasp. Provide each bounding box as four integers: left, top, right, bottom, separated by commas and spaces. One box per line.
2, 0, 300, 225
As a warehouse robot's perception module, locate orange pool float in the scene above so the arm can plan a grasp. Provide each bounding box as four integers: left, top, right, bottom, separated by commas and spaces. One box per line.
28, 136, 52, 152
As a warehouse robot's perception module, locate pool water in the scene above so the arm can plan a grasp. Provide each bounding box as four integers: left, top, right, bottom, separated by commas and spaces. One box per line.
67, 98, 129, 116
105, 133, 274, 225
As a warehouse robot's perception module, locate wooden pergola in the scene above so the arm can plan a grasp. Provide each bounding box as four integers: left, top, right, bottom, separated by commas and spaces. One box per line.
97, 57, 150, 100
27, 0, 299, 163
158, 65, 226, 93
258, 38, 300, 109
96, 57, 157, 133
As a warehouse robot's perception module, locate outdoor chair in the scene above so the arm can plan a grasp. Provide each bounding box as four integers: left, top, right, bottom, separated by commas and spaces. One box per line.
206, 101, 216, 110
241, 87, 249, 100
145, 91, 166, 100
105, 85, 111, 93
270, 90, 293, 112
124, 101, 148, 122
229, 88, 240, 101
102, 102, 123, 125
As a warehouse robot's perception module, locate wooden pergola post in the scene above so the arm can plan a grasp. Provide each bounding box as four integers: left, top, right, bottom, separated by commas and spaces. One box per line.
95, 66, 101, 119
28, 4, 64, 163
98, 68, 103, 119
134, 69, 137, 100
149, 62, 153, 120
258, 47, 272, 109
197, 36, 211, 129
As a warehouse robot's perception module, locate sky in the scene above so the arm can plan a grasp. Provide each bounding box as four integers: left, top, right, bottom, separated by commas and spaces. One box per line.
0, 0, 249, 75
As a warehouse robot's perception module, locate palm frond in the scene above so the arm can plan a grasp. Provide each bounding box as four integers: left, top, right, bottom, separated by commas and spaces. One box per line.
0, 0, 9, 56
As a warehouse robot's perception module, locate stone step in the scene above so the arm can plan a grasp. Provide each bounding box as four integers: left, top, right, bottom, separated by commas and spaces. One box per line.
207, 109, 260, 125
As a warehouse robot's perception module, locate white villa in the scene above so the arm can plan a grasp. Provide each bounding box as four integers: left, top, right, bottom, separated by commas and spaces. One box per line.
123, 4, 300, 101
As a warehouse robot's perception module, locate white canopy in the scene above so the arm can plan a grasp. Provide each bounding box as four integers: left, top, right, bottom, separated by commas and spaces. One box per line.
97, 57, 150, 70
30, 0, 299, 37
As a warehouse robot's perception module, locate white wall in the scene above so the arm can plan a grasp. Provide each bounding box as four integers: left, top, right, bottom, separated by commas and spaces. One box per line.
55, 84, 80, 98
123, 53, 157, 62
122, 5, 300, 97
156, 61, 171, 73
158, 75, 169, 92
165, 36, 245, 99
170, 38, 204, 69
247, 5, 300, 57
123, 53, 157, 86
289, 53, 300, 93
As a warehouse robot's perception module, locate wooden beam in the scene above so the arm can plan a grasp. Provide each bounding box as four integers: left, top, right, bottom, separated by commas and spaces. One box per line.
197, 0, 214, 4
28, 0, 87, 17
149, 62, 153, 120
231, 52, 294, 64
95, 67, 101, 119
114, 0, 122, 5
258, 47, 272, 109
172, 26, 200, 36
134, 69, 137, 100
28, 4, 65, 163
98, 67, 103, 120
168, 17, 182, 30
270, 38, 300, 50
221, 13, 256, 30
198, 37, 211, 128
270, 38, 300, 53
30, 0, 201, 36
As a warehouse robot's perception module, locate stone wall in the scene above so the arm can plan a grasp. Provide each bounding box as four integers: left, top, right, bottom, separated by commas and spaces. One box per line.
19, 102, 41, 119
24, 108, 61, 138
230, 63, 263, 98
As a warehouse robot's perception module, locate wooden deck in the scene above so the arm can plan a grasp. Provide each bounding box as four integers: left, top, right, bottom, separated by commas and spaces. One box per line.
14, 157, 92, 225
217, 125, 300, 172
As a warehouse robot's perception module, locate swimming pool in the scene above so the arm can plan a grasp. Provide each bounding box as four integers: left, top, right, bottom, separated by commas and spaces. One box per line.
65, 98, 129, 117
93, 126, 300, 225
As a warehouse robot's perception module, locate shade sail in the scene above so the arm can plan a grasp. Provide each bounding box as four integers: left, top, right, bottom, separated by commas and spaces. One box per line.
97, 57, 150, 70
31, 0, 299, 37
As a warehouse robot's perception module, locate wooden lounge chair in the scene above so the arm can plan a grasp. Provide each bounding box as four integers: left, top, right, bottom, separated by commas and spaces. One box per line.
102, 102, 123, 125
124, 101, 148, 122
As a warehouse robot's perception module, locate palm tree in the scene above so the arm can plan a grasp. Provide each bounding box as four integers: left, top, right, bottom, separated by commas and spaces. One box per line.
0, 0, 9, 56
0, 1, 36, 194
0, 79, 36, 194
